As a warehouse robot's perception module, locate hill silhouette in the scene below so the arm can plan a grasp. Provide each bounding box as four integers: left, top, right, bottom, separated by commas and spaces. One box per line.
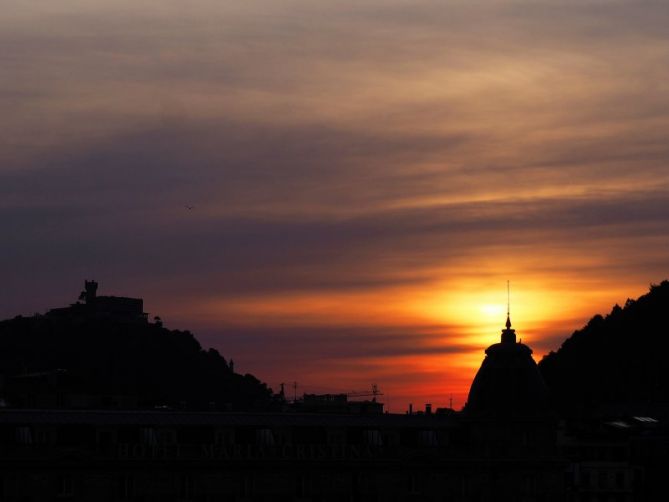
538, 280, 669, 415
0, 282, 271, 410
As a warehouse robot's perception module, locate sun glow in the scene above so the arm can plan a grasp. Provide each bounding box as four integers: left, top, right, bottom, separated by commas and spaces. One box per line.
480, 304, 506, 318
413, 277, 579, 350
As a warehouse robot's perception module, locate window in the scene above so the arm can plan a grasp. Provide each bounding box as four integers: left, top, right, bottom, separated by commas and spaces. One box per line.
615, 471, 625, 489
407, 474, 418, 494
215, 429, 234, 445
15, 427, 32, 445
327, 430, 345, 445
140, 427, 157, 446
178, 475, 194, 501
296, 475, 306, 497
35, 428, 52, 445
157, 429, 176, 445
97, 430, 112, 447
364, 430, 382, 446
522, 475, 536, 494
418, 430, 438, 447
598, 471, 607, 489
118, 475, 134, 500
256, 428, 275, 447
460, 475, 468, 497
57, 475, 73, 498
243, 475, 252, 497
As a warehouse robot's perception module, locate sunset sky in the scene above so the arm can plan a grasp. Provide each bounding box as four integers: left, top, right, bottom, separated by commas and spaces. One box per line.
2, 0, 669, 410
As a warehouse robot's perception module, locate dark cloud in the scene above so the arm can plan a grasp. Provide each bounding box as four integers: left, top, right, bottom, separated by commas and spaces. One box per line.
1, 116, 668, 306
195, 324, 474, 362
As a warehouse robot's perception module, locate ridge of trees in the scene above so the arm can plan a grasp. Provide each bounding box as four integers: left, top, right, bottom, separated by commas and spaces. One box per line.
538, 280, 669, 414
0, 311, 271, 410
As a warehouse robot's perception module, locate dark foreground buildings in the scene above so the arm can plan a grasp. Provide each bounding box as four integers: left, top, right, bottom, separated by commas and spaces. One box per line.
0, 407, 565, 502
0, 288, 667, 501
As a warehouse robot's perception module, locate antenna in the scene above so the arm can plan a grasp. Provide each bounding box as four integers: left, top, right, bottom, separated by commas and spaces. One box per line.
348, 384, 384, 401
507, 280, 510, 318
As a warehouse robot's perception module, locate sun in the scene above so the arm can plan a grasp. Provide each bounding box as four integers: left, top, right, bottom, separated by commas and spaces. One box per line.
479, 304, 505, 318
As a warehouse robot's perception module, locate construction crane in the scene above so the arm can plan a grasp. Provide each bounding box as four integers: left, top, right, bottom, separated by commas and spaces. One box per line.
347, 384, 384, 402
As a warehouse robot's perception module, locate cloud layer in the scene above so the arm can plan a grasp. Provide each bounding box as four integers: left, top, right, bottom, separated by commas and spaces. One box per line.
2, 0, 669, 408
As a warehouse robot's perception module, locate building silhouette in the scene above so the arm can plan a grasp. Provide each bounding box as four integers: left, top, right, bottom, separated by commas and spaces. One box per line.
0, 283, 667, 500
466, 314, 550, 417
47, 280, 147, 323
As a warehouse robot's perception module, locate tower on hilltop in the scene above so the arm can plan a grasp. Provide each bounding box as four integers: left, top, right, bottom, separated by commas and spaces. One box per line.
79, 280, 98, 304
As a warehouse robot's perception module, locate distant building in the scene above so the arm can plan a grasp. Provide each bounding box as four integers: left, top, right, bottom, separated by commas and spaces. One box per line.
297, 393, 384, 415
46, 280, 148, 323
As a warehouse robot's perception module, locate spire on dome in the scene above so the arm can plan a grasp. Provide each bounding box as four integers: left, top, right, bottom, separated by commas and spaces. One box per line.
506, 280, 511, 327
501, 280, 516, 343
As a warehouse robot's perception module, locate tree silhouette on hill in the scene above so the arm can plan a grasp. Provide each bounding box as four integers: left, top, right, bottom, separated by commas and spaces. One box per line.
539, 280, 669, 415
0, 286, 271, 410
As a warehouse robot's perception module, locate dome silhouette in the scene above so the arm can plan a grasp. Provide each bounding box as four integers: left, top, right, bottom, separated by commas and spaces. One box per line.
466, 315, 550, 417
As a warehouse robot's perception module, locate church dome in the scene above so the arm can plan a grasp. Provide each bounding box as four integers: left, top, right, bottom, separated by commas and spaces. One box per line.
465, 315, 550, 417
